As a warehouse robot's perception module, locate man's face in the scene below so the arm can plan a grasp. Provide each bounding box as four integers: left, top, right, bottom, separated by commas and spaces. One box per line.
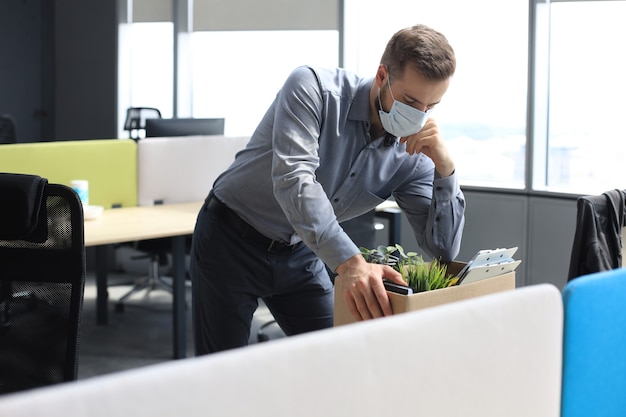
379, 65, 450, 114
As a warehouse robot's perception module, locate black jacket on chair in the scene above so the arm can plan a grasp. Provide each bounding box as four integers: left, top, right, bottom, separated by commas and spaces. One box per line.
568, 189, 626, 281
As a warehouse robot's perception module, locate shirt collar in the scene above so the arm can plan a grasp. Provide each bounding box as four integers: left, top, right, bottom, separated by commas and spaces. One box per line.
347, 77, 398, 145
348, 77, 374, 123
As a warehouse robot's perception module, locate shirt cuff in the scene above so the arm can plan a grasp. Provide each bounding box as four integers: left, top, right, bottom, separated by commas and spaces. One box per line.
433, 171, 459, 200
317, 232, 361, 273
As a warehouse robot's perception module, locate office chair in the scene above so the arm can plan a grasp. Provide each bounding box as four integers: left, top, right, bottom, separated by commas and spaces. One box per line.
0, 114, 17, 144
123, 107, 162, 140
0, 173, 85, 394
568, 188, 625, 281
114, 237, 175, 313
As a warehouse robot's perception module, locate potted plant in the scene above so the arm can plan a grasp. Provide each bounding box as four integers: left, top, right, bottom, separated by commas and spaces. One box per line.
360, 244, 459, 293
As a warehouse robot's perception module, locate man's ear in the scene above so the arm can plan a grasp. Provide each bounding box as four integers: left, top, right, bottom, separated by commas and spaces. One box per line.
375, 64, 388, 89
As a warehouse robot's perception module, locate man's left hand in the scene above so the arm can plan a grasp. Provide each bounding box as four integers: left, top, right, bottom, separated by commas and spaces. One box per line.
400, 118, 455, 177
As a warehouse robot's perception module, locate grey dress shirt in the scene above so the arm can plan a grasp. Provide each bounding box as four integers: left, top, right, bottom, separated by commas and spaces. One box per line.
212, 66, 465, 272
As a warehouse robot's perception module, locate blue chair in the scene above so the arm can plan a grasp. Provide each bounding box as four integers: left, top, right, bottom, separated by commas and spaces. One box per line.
561, 267, 626, 417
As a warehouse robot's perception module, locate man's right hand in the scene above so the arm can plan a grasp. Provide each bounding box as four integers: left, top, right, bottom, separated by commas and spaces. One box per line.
335, 254, 406, 321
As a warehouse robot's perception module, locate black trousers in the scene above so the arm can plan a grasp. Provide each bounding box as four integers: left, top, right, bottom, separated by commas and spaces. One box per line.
190, 194, 334, 355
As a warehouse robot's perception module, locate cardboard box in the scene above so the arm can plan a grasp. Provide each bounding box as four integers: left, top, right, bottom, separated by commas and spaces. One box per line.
334, 261, 516, 326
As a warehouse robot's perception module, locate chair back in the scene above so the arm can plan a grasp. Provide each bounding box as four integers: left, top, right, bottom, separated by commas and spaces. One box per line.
0, 173, 85, 394
568, 189, 626, 281
124, 107, 162, 140
561, 267, 626, 417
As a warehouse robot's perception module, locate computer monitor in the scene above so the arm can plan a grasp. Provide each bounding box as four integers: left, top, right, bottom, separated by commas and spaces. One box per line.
144, 118, 225, 137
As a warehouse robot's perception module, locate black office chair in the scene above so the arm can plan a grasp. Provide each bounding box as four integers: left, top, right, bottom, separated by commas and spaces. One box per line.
0, 173, 85, 394
123, 107, 162, 140
0, 114, 17, 144
568, 188, 626, 281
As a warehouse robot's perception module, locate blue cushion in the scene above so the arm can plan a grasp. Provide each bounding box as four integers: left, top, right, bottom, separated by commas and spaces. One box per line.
562, 268, 626, 417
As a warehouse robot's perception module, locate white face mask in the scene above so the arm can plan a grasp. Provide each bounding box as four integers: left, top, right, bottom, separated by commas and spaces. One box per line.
378, 77, 429, 137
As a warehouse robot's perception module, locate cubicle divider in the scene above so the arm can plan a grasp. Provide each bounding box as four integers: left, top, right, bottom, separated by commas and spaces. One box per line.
0, 284, 564, 417
0, 135, 251, 208
0, 139, 137, 208
561, 267, 626, 417
136, 135, 249, 205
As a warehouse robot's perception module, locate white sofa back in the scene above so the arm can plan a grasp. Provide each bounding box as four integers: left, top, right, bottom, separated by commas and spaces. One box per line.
0, 284, 563, 417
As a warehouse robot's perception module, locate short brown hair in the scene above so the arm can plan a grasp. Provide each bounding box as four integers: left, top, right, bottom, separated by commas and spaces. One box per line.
380, 24, 456, 81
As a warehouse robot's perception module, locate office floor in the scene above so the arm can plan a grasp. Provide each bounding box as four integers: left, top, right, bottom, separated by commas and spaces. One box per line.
77, 251, 285, 381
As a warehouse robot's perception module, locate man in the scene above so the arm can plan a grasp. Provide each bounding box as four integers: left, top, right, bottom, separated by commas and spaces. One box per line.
190, 24, 465, 354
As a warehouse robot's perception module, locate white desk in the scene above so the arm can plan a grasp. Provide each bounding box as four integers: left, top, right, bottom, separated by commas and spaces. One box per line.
84, 201, 202, 359
84, 202, 201, 246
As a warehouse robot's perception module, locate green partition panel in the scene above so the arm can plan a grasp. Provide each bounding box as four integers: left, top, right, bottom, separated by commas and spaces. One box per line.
0, 139, 137, 208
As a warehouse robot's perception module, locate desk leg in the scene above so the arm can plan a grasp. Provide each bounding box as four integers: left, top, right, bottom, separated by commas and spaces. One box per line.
95, 245, 109, 325
171, 235, 187, 359
374, 209, 402, 246
388, 210, 402, 245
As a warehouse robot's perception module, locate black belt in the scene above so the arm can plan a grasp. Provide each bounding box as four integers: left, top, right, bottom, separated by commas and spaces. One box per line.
205, 193, 299, 252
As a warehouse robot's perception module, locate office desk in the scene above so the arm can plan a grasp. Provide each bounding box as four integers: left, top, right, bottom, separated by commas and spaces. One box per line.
84, 201, 202, 359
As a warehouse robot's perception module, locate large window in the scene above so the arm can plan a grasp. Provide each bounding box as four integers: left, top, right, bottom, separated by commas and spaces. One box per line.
190, 30, 339, 137
119, 0, 625, 196
344, 0, 529, 189
543, 0, 626, 195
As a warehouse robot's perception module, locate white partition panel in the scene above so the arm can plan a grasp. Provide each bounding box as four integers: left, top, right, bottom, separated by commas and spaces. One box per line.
0, 284, 563, 417
137, 135, 249, 206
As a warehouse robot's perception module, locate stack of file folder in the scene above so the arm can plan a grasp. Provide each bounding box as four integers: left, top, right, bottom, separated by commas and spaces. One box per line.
457, 247, 521, 285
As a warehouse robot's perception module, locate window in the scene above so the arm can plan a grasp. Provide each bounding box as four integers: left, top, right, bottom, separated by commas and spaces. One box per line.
190, 30, 339, 136
543, 0, 626, 194
118, 22, 174, 138
119, 0, 624, 196
129, 22, 174, 117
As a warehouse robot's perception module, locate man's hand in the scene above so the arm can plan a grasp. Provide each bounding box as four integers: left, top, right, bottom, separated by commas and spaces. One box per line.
400, 118, 455, 177
335, 254, 405, 321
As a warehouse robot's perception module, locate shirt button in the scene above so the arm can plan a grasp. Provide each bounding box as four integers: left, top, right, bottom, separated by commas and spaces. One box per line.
350, 172, 356, 177
333, 198, 339, 203
436, 186, 442, 191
